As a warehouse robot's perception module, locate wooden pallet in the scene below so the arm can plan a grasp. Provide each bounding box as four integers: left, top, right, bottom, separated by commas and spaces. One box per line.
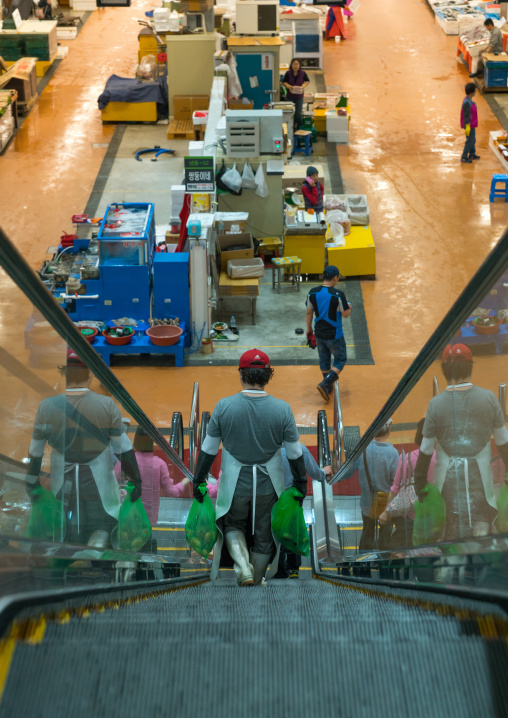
167, 119, 194, 139
475, 77, 508, 94
18, 93, 38, 115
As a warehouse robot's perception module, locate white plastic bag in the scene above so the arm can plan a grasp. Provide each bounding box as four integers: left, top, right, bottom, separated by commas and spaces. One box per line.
325, 221, 345, 246
241, 162, 257, 189
326, 210, 351, 236
221, 163, 243, 193
324, 195, 347, 212
254, 164, 269, 198
136, 54, 156, 81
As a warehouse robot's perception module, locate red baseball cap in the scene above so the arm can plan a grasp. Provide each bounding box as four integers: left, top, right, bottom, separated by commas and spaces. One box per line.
441, 343, 473, 363
67, 347, 86, 366
239, 349, 271, 369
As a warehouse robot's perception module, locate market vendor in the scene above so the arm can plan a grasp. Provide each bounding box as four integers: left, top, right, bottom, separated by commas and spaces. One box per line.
469, 18, 504, 78
191, 349, 307, 586
414, 344, 508, 540
26, 348, 142, 548
302, 166, 324, 213
282, 58, 310, 129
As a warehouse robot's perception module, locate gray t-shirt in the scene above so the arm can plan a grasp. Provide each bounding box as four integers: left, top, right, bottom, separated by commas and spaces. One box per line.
355, 441, 399, 516
423, 385, 505, 457
490, 27, 503, 55
31, 391, 124, 463
207, 392, 299, 495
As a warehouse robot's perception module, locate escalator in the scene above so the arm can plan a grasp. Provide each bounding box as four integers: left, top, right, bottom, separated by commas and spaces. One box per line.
1, 224, 508, 716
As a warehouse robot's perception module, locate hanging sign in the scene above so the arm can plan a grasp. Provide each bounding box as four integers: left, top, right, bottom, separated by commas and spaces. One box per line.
184, 156, 215, 193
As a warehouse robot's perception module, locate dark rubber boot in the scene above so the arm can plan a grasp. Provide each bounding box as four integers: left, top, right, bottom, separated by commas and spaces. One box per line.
317, 370, 338, 402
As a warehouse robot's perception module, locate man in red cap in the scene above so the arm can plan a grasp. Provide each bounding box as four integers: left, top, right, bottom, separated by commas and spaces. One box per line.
414, 343, 508, 540
27, 347, 142, 548
192, 349, 307, 585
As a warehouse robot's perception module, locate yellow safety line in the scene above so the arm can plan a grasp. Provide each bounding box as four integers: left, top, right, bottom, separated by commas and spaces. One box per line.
0, 617, 47, 702
157, 547, 189, 551
213, 344, 355, 349
152, 527, 185, 532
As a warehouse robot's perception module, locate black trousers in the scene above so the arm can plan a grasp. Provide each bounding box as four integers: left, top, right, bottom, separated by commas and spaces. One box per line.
63, 464, 117, 545
223, 490, 278, 555
275, 546, 302, 577
359, 513, 392, 552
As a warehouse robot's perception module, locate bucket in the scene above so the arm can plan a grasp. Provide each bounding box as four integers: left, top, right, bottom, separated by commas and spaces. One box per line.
202, 338, 213, 354
170, 222, 180, 234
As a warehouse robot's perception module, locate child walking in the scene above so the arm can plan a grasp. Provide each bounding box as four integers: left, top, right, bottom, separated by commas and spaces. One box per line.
460, 83, 480, 164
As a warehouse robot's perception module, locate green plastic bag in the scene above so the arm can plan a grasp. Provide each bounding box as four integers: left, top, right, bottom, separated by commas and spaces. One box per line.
25, 486, 65, 541
117, 483, 152, 552
496, 479, 508, 533
413, 484, 446, 546
271, 487, 309, 557
185, 484, 218, 558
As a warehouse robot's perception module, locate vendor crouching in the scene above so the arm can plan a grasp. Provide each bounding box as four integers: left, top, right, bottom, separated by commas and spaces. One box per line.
302, 166, 324, 213
192, 349, 307, 585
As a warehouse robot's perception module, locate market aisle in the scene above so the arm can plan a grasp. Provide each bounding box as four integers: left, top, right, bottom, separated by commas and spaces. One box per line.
1, 0, 507, 440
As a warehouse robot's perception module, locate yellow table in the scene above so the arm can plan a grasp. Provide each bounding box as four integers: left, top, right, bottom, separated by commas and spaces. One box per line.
284, 233, 326, 274
101, 102, 158, 123
327, 225, 376, 278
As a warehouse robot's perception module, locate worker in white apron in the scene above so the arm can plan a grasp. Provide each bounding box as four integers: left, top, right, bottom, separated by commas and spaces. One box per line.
192, 349, 307, 586
415, 344, 508, 540
27, 349, 142, 548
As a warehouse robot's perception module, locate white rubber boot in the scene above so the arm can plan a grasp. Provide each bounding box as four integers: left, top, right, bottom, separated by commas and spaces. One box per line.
225, 530, 254, 586
250, 552, 272, 586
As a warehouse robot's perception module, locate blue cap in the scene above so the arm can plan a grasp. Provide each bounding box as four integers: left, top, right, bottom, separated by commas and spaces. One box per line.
323, 265, 340, 278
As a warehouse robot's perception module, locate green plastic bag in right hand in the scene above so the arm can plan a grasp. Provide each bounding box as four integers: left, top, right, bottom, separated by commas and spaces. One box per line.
413, 483, 446, 546
271, 487, 309, 556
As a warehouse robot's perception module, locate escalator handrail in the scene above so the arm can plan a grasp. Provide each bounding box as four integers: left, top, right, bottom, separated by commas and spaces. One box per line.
0, 225, 193, 482
189, 382, 199, 472
200, 411, 210, 448
317, 409, 332, 468
333, 382, 344, 470
330, 227, 508, 485
169, 412, 185, 460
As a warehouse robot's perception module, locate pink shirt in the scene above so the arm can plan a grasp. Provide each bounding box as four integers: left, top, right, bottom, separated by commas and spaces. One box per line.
114, 451, 187, 525
391, 449, 436, 494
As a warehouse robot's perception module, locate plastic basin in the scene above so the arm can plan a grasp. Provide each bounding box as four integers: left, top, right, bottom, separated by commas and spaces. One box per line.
146, 325, 183, 346
102, 327, 134, 345
473, 317, 502, 335
79, 326, 99, 343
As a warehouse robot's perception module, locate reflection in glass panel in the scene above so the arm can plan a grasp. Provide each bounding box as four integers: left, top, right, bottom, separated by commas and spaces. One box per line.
337, 262, 508, 558
0, 264, 194, 560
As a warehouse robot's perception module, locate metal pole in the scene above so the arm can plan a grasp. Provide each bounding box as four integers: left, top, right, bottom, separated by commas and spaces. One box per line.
499, 383, 507, 419
433, 376, 440, 396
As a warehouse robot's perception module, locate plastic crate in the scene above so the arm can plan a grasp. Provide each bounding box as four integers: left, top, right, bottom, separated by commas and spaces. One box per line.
485, 65, 508, 87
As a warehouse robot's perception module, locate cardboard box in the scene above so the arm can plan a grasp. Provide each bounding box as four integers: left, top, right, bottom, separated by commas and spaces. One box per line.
165, 231, 180, 244
173, 94, 209, 121
227, 257, 264, 279
218, 232, 254, 271
228, 99, 254, 110
215, 213, 248, 234
0, 58, 37, 103
180, 0, 213, 11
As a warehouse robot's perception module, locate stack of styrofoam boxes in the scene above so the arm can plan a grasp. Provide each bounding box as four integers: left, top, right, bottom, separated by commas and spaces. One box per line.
57, 26, 78, 40
188, 141, 204, 157
70, 0, 97, 11
154, 8, 171, 31
170, 185, 186, 232
0, 106, 14, 153
326, 110, 349, 144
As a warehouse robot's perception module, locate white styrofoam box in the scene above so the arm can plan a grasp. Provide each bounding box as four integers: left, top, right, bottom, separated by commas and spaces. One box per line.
327, 130, 349, 144
458, 14, 485, 34
189, 141, 204, 156
72, 0, 96, 9
0, 106, 14, 152
57, 27, 77, 40
56, 45, 69, 59
489, 130, 508, 172
326, 112, 349, 132
192, 110, 208, 125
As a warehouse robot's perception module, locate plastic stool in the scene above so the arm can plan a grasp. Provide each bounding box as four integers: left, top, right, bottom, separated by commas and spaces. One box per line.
489, 174, 508, 202
294, 132, 313, 157
272, 256, 302, 293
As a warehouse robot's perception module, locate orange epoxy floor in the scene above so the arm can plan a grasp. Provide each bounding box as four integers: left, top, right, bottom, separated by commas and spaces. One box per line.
1, 0, 508, 441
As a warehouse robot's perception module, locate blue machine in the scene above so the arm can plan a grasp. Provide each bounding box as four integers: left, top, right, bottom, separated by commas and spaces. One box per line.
153, 253, 191, 347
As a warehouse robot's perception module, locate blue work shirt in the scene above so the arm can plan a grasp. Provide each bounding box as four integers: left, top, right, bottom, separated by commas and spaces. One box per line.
306, 285, 349, 340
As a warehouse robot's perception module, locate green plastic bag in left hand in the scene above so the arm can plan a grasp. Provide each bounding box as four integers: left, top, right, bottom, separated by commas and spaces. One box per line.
496, 479, 508, 533
185, 484, 218, 558
271, 487, 309, 557
25, 486, 65, 541
117, 483, 152, 552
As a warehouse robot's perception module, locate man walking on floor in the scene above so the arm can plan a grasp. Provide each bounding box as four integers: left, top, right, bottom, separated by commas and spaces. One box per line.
306, 265, 352, 401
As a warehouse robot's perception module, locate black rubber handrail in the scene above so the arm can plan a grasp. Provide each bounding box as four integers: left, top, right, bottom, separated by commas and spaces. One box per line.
0, 225, 193, 481
331, 227, 508, 485
170, 412, 185, 461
